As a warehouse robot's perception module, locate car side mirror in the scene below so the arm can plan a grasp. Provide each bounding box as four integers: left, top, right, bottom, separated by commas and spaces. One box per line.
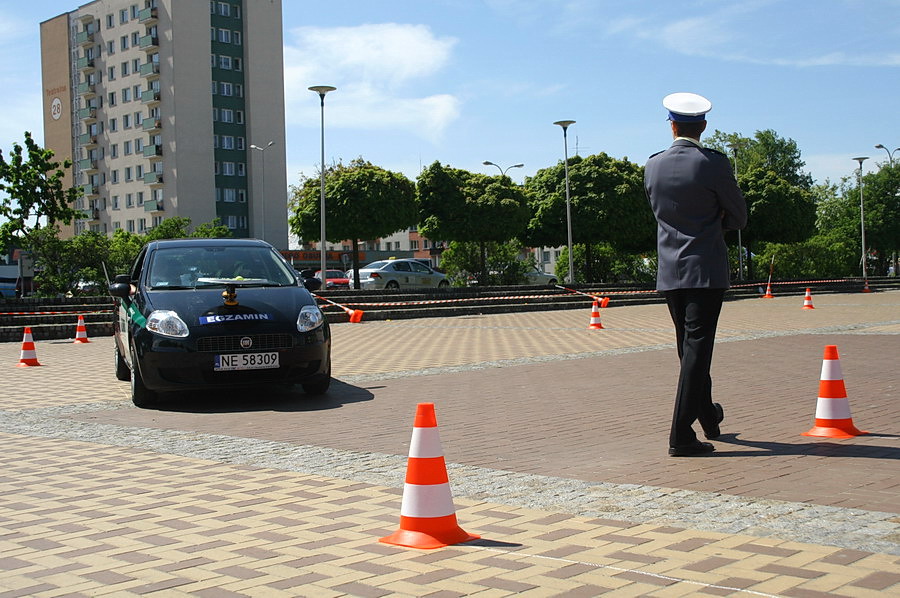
108, 282, 131, 298
302, 277, 322, 292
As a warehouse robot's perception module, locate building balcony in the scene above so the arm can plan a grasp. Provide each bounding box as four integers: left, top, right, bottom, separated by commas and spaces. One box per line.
76, 81, 96, 97
77, 107, 97, 121
82, 184, 99, 198
139, 61, 160, 78
143, 198, 164, 211
75, 31, 94, 46
77, 133, 98, 147
143, 172, 164, 186
88, 208, 101, 221
76, 12, 93, 23
139, 34, 159, 50
138, 6, 158, 23
141, 89, 160, 104
142, 118, 162, 132
76, 158, 98, 172
76, 56, 95, 71
142, 144, 163, 158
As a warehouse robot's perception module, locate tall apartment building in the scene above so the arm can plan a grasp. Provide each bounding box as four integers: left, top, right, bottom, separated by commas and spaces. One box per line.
40, 0, 288, 248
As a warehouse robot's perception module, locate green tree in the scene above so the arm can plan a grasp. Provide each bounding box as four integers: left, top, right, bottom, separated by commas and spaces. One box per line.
289, 159, 417, 288
524, 153, 652, 282
739, 167, 816, 278
439, 240, 530, 286
0, 131, 82, 258
855, 164, 900, 275
417, 161, 530, 283
706, 129, 812, 189
142, 215, 231, 242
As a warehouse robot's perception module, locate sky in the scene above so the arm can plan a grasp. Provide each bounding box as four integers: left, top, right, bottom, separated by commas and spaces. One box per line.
2, 0, 899, 193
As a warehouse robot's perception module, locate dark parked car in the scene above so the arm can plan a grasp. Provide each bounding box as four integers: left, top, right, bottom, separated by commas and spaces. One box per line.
109, 238, 331, 407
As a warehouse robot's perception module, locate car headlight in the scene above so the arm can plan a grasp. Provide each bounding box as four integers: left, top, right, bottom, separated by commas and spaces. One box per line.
146, 310, 189, 338
297, 305, 324, 332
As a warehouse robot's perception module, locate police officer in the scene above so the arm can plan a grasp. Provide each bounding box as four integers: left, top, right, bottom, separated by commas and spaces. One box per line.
644, 93, 747, 457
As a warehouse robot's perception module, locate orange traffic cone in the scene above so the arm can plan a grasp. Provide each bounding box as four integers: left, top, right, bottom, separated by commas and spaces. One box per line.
862, 280, 872, 293
380, 403, 479, 549
587, 300, 604, 329
16, 327, 42, 367
73, 315, 90, 343
802, 289, 815, 310
348, 309, 364, 323
762, 283, 774, 298
802, 345, 867, 438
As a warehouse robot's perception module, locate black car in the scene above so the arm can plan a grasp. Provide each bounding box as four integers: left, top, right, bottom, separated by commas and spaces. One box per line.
109, 238, 331, 407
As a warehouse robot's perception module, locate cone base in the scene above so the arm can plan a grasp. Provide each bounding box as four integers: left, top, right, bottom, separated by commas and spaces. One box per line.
349, 310, 364, 323
802, 306, 814, 310
16, 361, 42, 367
73, 338, 90, 344
762, 294, 774, 299
380, 515, 479, 549
588, 324, 604, 329
802, 422, 867, 438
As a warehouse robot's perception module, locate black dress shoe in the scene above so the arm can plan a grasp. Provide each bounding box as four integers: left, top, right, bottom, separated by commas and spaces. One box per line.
702, 403, 724, 440
668, 441, 715, 457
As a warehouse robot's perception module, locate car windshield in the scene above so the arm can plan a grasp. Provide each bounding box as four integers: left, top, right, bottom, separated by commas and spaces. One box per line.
148, 246, 297, 289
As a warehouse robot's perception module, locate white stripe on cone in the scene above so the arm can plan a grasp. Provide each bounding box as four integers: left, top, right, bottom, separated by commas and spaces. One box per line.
399, 483, 457, 518
409, 427, 443, 458
814, 398, 852, 420
820, 360, 842, 381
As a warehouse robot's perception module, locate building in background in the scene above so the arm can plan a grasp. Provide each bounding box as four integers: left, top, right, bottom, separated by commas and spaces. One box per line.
40, 0, 288, 248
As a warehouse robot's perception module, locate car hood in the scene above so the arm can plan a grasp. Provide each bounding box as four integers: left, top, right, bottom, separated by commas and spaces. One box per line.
142, 286, 316, 326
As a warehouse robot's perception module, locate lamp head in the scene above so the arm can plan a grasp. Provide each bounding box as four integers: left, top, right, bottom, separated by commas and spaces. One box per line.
308, 85, 336, 96
482, 160, 495, 166
553, 120, 576, 130
875, 144, 885, 150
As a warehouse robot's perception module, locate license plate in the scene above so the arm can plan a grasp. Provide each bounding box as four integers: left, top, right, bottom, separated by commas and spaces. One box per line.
214, 352, 279, 371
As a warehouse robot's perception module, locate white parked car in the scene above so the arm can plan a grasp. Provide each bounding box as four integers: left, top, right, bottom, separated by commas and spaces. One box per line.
348, 258, 448, 290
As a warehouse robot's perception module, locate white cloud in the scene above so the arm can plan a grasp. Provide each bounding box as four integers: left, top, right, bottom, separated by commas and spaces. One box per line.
283, 24, 461, 142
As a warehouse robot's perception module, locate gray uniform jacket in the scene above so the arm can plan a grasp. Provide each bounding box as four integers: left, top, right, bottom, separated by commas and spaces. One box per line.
645, 139, 747, 291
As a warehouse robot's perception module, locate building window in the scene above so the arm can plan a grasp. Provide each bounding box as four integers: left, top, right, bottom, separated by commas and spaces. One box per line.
221, 109, 234, 123
237, 163, 245, 176
124, 167, 132, 181
214, 162, 220, 175
113, 221, 121, 230
212, 135, 219, 149
110, 143, 118, 158
222, 162, 235, 176
223, 188, 236, 202
226, 215, 237, 229
132, 58, 140, 72
119, 9, 128, 24
131, 4, 139, 19
221, 135, 234, 149
233, 57, 242, 71
123, 140, 132, 155
220, 82, 232, 96
137, 191, 144, 205
106, 14, 114, 28
109, 117, 117, 131
135, 138, 143, 152
127, 220, 135, 232
121, 61, 129, 76
131, 32, 140, 47
238, 189, 246, 202
139, 218, 146, 232
212, 108, 219, 121
126, 193, 133, 207
108, 66, 116, 80
111, 170, 119, 184
211, 80, 217, 95
122, 88, 131, 104
218, 55, 232, 70
235, 110, 244, 124
233, 31, 241, 45
217, 29, 231, 43
106, 40, 115, 55
236, 137, 245, 150
120, 35, 128, 51
411, 240, 419, 250
112, 195, 120, 210
136, 164, 143, 178
218, 2, 231, 17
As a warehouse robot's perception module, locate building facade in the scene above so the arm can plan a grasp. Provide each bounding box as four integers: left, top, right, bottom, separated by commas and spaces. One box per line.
40, 0, 288, 248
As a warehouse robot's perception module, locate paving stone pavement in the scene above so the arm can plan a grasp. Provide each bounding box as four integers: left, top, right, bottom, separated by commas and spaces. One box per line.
1, 291, 898, 597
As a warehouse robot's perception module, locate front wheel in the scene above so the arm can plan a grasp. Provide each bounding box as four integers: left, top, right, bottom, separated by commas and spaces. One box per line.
114, 343, 130, 381
130, 345, 157, 408
438, 280, 449, 288
302, 367, 331, 396
385, 280, 400, 290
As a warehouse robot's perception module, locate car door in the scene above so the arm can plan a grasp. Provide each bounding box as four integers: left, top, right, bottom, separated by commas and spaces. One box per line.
409, 260, 434, 287
391, 260, 413, 286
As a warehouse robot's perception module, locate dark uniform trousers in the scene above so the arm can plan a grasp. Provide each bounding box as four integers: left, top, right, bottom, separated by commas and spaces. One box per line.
663, 287, 725, 447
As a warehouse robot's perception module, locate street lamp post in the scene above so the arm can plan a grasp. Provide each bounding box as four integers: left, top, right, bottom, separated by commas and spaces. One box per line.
249, 141, 273, 241
729, 144, 744, 280
852, 156, 870, 291
874, 143, 899, 167
553, 120, 576, 284
309, 85, 336, 286
482, 160, 524, 178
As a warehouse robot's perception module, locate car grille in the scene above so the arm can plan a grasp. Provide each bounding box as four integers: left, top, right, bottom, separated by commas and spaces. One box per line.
197, 333, 294, 352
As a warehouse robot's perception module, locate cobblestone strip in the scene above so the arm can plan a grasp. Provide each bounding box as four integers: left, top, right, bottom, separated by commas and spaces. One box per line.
2, 403, 898, 557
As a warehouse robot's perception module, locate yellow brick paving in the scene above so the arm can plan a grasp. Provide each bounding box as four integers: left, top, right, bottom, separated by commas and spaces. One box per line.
1, 291, 899, 596
1, 433, 897, 598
